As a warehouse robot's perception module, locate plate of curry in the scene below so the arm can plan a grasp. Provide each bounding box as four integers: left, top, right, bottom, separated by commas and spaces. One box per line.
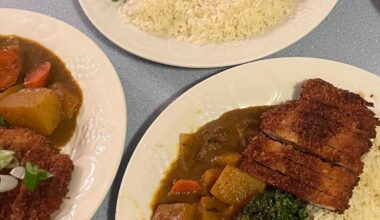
0, 9, 126, 220
116, 57, 380, 220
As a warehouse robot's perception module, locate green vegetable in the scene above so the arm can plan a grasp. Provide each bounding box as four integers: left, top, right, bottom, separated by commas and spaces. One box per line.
236, 190, 308, 220
23, 162, 53, 191
0, 116, 9, 128
0, 149, 15, 170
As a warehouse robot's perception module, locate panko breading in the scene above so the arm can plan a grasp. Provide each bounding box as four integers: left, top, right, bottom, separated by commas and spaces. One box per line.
0, 127, 73, 220
240, 134, 357, 212
242, 79, 379, 212
261, 100, 365, 174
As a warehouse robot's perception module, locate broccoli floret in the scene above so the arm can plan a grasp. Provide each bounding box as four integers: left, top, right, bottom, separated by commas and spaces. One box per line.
236, 190, 308, 220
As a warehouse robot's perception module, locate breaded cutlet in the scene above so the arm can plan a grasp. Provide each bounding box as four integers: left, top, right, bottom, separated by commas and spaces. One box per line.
239, 159, 349, 212
300, 78, 374, 108
245, 134, 357, 200
261, 100, 364, 175
301, 79, 380, 138
0, 127, 73, 220
249, 134, 358, 189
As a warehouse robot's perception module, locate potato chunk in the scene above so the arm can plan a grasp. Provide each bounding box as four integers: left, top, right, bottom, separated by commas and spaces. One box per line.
199, 197, 229, 220
200, 168, 222, 192
49, 82, 81, 119
211, 153, 242, 167
210, 165, 265, 206
0, 88, 62, 135
153, 203, 197, 220
0, 84, 23, 101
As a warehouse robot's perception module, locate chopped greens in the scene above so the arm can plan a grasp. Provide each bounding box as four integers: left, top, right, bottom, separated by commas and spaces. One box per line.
0, 116, 9, 128
0, 150, 15, 171
236, 190, 308, 220
23, 162, 53, 191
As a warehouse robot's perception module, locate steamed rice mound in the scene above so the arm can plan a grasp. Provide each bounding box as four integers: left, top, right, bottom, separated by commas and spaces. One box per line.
308, 127, 380, 220
120, 0, 296, 44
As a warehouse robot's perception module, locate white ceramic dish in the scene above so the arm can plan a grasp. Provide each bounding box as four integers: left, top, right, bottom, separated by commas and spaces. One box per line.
116, 57, 380, 219
79, 0, 338, 68
0, 9, 127, 220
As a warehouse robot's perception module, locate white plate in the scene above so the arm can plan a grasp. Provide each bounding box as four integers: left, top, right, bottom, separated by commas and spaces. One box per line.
116, 57, 380, 219
79, 0, 337, 68
0, 9, 127, 220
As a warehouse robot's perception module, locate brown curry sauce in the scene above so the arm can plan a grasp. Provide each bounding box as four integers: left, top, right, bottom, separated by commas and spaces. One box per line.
151, 106, 271, 210
0, 35, 83, 146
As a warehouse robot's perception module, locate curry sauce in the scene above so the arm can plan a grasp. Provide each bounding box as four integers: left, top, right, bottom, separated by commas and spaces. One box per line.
0, 35, 82, 146
151, 106, 271, 209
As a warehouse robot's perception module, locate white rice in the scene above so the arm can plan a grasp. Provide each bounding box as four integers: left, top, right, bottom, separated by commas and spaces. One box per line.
308, 127, 380, 220
119, 0, 296, 44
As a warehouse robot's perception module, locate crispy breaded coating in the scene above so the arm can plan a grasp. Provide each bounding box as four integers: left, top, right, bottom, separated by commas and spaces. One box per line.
300, 79, 379, 138
239, 79, 379, 213
300, 78, 374, 108
246, 135, 355, 201
0, 127, 74, 220
250, 135, 358, 188
261, 78, 380, 175
261, 101, 364, 174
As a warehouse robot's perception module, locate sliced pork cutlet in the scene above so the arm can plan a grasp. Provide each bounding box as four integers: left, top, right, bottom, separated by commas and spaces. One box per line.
0, 127, 74, 220
296, 100, 372, 156
250, 134, 358, 189
246, 135, 354, 200
0, 185, 20, 219
0, 127, 59, 162
300, 78, 374, 108
298, 99, 377, 141
239, 159, 349, 212
300, 78, 380, 138
9, 154, 73, 220
261, 101, 364, 175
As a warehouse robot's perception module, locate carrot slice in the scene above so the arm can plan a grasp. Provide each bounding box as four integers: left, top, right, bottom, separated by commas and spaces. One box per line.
0, 46, 21, 91
24, 62, 51, 88
170, 179, 202, 194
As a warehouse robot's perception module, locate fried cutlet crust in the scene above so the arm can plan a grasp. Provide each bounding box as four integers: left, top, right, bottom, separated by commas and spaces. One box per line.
264, 100, 371, 156
240, 79, 379, 213
300, 78, 374, 108
300, 79, 380, 137
10, 154, 73, 220
246, 135, 355, 200
250, 135, 358, 188
261, 101, 364, 174
0, 127, 73, 220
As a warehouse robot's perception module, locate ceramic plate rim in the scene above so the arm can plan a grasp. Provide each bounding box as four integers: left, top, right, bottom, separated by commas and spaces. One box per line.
79, 0, 338, 68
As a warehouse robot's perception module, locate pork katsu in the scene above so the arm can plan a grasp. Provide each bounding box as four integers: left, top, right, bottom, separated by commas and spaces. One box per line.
240, 135, 353, 212
241, 78, 379, 212
261, 100, 365, 174
0, 127, 74, 220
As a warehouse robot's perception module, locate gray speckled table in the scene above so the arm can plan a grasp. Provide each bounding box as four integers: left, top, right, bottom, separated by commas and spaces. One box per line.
1, 0, 379, 219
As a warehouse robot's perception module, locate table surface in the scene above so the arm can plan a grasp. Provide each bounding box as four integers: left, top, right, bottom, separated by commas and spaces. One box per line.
1, 0, 380, 219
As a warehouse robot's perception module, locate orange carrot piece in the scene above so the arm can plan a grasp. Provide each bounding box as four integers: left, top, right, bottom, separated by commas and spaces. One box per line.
0, 46, 21, 91
24, 61, 51, 88
170, 179, 202, 194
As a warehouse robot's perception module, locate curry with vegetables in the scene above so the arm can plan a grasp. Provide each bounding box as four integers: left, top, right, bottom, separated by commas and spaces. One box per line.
0, 35, 81, 219
152, 107, 267, 206
152, 79, 380, 220
0, 35, 82, 146
152, 107, 307, 219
